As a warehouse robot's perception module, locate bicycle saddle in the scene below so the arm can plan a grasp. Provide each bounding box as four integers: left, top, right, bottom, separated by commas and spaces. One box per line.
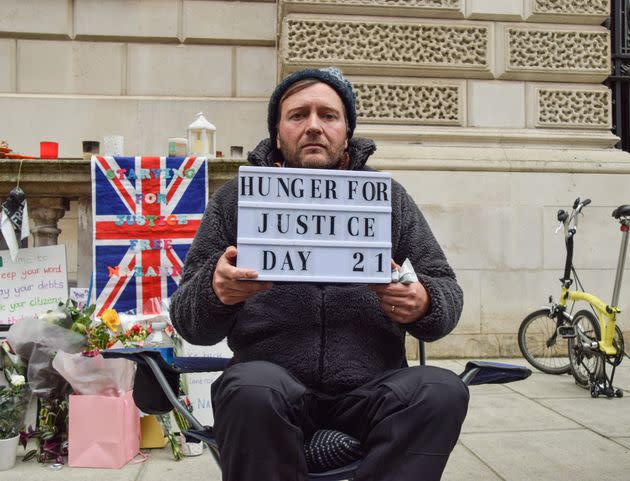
612, 205, 630, 219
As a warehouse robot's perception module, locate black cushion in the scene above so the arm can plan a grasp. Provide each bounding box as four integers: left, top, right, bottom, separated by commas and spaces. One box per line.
304, 429, 363, 473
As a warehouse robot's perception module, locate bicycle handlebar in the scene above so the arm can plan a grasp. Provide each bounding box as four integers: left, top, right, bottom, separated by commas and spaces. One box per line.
557, 209, 569, 223
556, 197, 591, 238
557, 197, 591, 286
577, 198, 591, 213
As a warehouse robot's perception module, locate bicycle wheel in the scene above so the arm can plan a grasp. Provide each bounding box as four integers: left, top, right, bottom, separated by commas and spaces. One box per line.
518, 308, 571, 374
568, 309, 604, 387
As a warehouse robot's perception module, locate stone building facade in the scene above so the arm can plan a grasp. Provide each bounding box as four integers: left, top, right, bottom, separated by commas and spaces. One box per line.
0, 0, 628, 357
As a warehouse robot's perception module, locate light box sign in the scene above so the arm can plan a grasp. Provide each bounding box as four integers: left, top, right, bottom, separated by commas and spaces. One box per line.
237, 166, 392, 283
0, 245, 68, 325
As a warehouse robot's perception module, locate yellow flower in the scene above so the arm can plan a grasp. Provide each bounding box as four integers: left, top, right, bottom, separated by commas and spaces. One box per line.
101, 308, 120, 332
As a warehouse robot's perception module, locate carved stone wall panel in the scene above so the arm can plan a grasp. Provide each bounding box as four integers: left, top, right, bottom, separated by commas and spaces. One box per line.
527, 84, 611, 129
496, 24, 610, 82
525, 0, 610, 25
281, 15, 493, 79
286, 0, 460, 6
280, 0, 465, 19
353, 79, 465, 125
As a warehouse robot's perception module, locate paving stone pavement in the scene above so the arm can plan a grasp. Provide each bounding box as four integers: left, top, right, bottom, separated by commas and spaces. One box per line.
0, 358, 628, 481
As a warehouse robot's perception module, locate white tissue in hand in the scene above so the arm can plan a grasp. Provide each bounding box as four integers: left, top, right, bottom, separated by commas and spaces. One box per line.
391, 258, 418, 284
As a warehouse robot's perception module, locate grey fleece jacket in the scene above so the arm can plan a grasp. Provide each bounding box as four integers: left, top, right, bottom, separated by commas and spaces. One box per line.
170, 137, 463, 393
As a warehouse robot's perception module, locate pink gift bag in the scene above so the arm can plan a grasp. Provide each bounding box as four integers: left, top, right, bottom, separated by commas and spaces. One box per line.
68, 391, 141, 468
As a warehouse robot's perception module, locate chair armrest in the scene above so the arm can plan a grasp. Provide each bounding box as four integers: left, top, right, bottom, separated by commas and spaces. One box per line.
102, 347, 231, 373
101, 348, 229, 420
459, 361, 532, 386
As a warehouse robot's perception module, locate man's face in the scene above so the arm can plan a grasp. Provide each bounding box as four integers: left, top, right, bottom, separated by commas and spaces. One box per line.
276, 82, 348, 169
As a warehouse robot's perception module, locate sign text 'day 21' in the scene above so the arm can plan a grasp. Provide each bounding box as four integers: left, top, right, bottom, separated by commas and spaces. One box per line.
237, 166, 391, 283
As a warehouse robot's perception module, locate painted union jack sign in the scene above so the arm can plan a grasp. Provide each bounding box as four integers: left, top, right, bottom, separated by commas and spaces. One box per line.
92, 156, 207, 317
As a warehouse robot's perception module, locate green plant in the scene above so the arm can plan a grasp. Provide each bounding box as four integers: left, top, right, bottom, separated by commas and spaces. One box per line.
1, 339, 27, 386
66, 301, 96, 336
156, 328, 195, 461
158, 413, 184, 461
20, 398, 69, 464
0, 380, 30, 439
0, 341, 30, 440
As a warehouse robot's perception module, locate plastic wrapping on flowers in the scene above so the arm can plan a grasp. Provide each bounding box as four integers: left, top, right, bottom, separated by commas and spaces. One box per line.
4, 300, 142, 463
5, 302, 90, 463
5, 297, 195, 462
6, 307, 85, 400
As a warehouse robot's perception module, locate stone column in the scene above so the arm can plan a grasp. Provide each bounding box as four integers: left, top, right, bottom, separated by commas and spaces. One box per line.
28, 197, 69, 247
76, 198, 93, 288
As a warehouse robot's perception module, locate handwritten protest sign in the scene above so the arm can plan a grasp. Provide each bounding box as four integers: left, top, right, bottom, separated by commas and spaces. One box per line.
0, 245, 68, 325
181, 339, 232, 426
237, 166, 392, 283
69, 287, 90, 310
92, 156, 207, 317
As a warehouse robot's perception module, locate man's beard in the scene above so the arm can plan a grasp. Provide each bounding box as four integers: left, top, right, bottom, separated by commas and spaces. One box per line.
277, 136, 347, 170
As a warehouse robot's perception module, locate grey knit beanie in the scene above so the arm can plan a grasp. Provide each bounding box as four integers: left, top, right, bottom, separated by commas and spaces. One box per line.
267, 67, 357, 144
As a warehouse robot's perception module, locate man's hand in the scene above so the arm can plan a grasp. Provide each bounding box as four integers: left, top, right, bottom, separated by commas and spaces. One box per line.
369, 261, 430, 324
212, 246, 272, 305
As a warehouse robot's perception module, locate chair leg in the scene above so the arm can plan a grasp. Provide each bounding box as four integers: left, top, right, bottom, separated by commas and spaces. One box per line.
418, 340, 427, 366
142, 354, 205, 430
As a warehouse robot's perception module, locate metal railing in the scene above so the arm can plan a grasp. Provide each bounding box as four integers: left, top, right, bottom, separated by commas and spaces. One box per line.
609, 0, 630, 152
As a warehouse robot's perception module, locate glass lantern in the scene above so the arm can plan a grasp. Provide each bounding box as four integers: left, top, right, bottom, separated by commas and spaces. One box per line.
187, 112, 216, 159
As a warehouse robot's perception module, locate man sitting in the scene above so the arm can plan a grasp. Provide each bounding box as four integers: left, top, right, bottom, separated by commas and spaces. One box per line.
170, 67, 469, 481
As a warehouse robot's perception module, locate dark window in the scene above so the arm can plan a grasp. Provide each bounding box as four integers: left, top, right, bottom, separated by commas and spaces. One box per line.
608, 0, 630, 152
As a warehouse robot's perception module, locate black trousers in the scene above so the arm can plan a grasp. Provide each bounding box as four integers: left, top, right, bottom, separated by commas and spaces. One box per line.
211, 361, 469, 481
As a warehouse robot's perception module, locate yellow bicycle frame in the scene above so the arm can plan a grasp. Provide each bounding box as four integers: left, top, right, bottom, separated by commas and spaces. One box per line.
560, 287, 619, 356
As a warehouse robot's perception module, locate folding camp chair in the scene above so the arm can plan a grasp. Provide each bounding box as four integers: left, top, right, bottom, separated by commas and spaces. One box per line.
102, 348, 531, 481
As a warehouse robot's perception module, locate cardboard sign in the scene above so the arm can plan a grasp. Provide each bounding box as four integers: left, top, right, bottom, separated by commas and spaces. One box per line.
181, 339, 232, 426
237, 166, 392, 283
0, 245, 68, 324
69, 287, 90, 310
